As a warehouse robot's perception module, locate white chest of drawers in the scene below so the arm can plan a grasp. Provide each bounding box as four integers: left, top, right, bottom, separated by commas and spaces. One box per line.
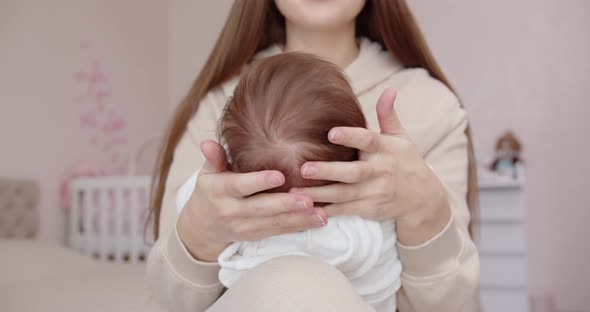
478, 178, 529, 312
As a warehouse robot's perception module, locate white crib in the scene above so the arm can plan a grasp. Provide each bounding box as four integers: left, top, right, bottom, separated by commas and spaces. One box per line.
68, 175, 152, 263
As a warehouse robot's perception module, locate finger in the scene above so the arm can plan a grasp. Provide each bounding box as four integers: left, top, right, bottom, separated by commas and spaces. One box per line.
200, 140, 228, 174
300, 160, 374, 183
224, 170, 285, 197
376, 88, 407, 137
230, 208, 326, 241
324, 200, 372, 219
290, 182, 364, 203
253, 208, 327, 239
235, 193, 314, 217
328, 127, 381, 153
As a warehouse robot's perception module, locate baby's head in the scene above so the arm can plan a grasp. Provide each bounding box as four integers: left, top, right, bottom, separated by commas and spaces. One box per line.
218, 52, 366, 193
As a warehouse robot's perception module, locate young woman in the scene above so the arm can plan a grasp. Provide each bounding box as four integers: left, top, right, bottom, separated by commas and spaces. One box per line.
147, 1, 480, 311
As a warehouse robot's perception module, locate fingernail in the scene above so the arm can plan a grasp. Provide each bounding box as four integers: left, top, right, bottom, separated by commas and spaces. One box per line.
329, 129, 342, 142
268, 175, 283, 187
302, 165, 318, 178
312, 214, 327, 227
296, 201, 308, 210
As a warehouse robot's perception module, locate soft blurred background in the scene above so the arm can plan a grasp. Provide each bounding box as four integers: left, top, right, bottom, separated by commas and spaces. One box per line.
1, 1, 588, 312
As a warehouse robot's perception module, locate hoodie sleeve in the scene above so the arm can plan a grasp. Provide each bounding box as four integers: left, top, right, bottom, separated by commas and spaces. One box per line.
146, 90, 226, 312
393, 71, 480, 312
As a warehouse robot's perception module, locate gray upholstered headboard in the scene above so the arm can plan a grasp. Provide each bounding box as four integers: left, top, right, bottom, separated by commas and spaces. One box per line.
0, 178, 39, 239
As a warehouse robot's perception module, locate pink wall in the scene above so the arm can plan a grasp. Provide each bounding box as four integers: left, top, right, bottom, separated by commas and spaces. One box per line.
409, 1, 590, 311
167, 1, 232, 110
0, 0, 168, 242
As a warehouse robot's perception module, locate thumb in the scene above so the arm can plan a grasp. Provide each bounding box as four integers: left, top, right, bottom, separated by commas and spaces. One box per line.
199, 140, 228, 174
376, 88, 407, 137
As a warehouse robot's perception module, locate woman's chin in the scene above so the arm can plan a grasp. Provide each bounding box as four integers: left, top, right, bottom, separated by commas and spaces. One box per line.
275, 0, 366, 31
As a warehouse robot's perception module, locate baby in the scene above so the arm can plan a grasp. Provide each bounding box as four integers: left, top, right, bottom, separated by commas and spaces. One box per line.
178, 53, 401, 311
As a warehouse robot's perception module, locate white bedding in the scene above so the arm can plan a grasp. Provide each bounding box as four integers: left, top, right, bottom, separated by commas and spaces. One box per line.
0, 239, 164, 312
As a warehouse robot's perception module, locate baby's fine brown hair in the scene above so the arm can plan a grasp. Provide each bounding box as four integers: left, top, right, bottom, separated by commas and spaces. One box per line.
218, 52, 367, 193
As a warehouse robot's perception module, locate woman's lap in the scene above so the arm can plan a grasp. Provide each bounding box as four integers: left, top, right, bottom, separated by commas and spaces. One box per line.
207, 256, 375, 312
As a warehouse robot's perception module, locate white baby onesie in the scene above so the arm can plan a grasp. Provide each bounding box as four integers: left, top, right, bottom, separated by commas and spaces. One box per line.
177, 171, 402, 312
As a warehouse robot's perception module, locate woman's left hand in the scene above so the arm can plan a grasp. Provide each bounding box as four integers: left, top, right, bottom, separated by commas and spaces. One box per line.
290, 88, 452, 246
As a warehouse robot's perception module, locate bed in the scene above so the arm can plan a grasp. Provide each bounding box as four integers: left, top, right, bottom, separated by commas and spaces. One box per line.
0, 177, 163, 312
0, 239, 164, 312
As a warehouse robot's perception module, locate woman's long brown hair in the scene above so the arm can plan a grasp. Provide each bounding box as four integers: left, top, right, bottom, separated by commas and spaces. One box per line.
149, 0, 479, 239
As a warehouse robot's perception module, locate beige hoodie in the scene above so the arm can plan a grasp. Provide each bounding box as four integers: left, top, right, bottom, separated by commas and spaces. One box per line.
146, 38, 480, 312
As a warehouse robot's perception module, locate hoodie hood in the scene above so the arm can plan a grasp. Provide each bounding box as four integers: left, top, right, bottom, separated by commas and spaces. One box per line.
221, 37, 403, 98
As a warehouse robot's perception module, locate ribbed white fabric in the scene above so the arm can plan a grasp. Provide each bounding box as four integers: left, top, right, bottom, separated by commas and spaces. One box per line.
176, 171, 402, 311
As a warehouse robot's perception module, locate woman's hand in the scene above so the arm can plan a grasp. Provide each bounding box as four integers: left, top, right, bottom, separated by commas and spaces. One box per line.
177, 140, 327, 262
290, 89, 451, 246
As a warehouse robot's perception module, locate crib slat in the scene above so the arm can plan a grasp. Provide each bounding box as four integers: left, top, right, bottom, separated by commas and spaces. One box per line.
138, 188, 148, 254
69, 185, 80, 249
114, 187, 124, 262
99, 188, 109, 260
82, 187, 93, 255
129, 186, 140, 263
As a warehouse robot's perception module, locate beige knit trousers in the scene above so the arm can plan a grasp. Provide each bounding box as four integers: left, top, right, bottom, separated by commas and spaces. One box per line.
206, 256, 377, 312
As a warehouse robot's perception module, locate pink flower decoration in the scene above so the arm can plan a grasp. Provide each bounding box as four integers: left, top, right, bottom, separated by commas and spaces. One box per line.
102, 118, 126, 134
72, 41, 129, 176
88, 70, 106, 84
80, 113, 98, 128
94, 90, 111, 101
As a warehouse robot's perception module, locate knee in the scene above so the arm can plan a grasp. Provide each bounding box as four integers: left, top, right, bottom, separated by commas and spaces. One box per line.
246, 256, 347, 285
215, 256, 371, 312
231, 256, 352, 293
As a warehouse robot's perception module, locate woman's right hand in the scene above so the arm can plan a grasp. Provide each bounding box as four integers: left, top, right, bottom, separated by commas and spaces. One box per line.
177, 140, 327, 262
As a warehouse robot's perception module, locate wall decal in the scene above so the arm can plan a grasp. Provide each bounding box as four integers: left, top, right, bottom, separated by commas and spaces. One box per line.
73, 40, 128, 174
